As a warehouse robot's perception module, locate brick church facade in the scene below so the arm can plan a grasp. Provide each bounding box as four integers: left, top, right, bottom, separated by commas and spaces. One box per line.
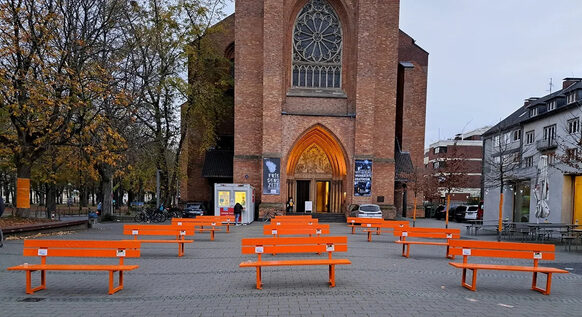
181, 0, 428, 218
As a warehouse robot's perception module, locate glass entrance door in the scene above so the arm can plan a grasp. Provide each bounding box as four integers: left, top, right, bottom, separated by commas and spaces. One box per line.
316, 181, 330, 212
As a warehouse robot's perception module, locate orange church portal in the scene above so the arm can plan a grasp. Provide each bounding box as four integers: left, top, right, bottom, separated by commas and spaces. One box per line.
286, 126, 347, 213
181, 0, 428, 219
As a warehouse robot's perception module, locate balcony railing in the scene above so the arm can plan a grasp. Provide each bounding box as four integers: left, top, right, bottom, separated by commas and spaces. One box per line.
536, 138, 558, 151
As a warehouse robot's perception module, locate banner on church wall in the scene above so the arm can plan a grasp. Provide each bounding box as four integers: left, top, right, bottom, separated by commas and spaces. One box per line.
354, 160, 372, 197
263, 158, 280, 195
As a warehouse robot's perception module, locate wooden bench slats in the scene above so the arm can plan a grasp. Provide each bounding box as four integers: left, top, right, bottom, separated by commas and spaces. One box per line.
395, 241, 448, 246
242, 236, 347, 245
448, 239, 569, 295
128, 240, 194, 244
240, 236, 350, 289
8, 264, 139, 271
240, 259, 351, 267
393, 227, 461, 258
21, 240, 141, 249
23, 248, 141, 258
449, 248, 556, 260
449, 239, 555, 252
242, 244, 348, 254
273, 215, 313, 219
123, 224, 194, 256
449, 262, 569, 273
394, 232, 460, 239
7, 240, 140, 295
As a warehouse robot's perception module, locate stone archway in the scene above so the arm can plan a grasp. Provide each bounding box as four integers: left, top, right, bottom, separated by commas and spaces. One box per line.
286, 125, 348, 213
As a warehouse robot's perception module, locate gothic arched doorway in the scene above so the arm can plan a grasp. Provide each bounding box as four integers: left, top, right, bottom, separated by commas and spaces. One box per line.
286, 125, 348, 213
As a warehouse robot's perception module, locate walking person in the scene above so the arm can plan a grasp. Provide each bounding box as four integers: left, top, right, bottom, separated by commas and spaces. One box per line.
234, 202, 243, 226
0, 196, 5, 247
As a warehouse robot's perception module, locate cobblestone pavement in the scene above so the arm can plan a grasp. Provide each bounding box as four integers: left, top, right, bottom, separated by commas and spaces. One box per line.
1, 218, 581, 316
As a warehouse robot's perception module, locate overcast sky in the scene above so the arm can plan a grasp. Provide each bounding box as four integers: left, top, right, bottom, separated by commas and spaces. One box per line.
223, 1, 582, 146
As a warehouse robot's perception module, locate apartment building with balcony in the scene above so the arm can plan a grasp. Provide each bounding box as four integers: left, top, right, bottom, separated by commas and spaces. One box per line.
482, 78, 582, 224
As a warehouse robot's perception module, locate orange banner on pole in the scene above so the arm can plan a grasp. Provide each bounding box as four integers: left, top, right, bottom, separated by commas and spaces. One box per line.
16, 178, 31, 209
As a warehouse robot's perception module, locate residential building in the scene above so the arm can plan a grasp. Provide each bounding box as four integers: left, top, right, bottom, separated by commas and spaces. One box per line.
425, 127, 489, 205
482, 78, 582, 224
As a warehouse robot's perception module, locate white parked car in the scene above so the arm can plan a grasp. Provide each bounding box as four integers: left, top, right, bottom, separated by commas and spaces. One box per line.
357, 204, 383, 218
454, 205, 479, 221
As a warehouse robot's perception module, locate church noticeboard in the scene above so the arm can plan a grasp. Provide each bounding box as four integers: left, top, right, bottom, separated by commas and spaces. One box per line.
354, 160, 372, 196
263, 158, 280, 195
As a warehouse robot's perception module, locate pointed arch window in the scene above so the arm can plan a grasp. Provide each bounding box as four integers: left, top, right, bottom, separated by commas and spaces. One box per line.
292, 0, 342, 89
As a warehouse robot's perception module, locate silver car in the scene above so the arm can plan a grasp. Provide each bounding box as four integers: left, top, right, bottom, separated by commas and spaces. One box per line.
357, 204, 383, 218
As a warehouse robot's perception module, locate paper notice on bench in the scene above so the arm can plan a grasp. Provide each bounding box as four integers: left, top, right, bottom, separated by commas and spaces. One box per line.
255, 246, 264, 254
180, 230, 186, 235
367, 224, 371, 227
272, 229, 277, 235
446, 234, 453, 239
211, 222, 216, 226
316, 229, 322, 235
117, 249, 126, 257
533, 252, 542, 259
177, 222, 182, 226
402, 232, 408, 237
38, 249, 48, 256
351, 220, 355, 223
308, 222, 313, 225
276, 222, 281, 226
132, 230, 138, 235
326, 244, 335, 252
462, 249, 471, 256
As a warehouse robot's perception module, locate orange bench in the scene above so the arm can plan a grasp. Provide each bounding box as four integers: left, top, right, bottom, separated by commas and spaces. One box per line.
7, 240, 140, 295
347, 217, 384, 234
263, 223, 330, 237
393, 227, 460, 258
273, 215, 314, 220
239, 236, 351, 289
270, 217, 319, 225
171, 218, 222, 241
186, 215, 234, 232
123, 224, 194, 257
361, 220, 409, 242
448, 240, 569, 295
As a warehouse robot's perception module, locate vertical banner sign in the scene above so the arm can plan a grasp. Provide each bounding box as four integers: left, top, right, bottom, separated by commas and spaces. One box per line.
16, 178, 31, 208
263, 158, 280, 195
354, 160, 372, 196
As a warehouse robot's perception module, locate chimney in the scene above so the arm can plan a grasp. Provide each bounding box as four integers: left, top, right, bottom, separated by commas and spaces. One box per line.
563, 78, 582, 89
523, 97, 539, 107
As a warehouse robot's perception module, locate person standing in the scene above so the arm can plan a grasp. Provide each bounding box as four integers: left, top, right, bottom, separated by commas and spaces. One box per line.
286, 198, 294, 213
234, 202, 243, 226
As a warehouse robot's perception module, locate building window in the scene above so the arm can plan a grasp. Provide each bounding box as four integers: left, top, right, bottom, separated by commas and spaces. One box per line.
547, 101, 556, 111
493, 156, 500, 164
525, 130, 535, 144
433, 161, 440, 169
493, 135, 500, 147
547, 152, 556, 165
567, 92, 577, 104
512, 152, 521, 163
530, 107, 538, 117
504, 132, 511, 144
543, 124, 556, 140
434, 146, 447, 154
568, 118, 580, 134
567, 148, 579, 161
512, 130, 521, 141
524, 156, 534, 167
292, 0, 342, 89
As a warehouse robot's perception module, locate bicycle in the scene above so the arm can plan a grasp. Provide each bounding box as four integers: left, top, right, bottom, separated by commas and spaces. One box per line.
134, 208, 166, 223
262, 210, 282, 222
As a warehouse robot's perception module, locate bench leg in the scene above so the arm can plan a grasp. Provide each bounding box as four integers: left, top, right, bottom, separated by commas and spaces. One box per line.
461, 268, 478, 291
376, 228, 380, 235
211, 230, 215, 241
532, 272, 552, 295
108, 270, 124, 295
446, 246, 455, 259
178, 242, 184, 257
226, 224, 230, 233
26, 270, 46, 294
255, 267, 262, 290
401, 243, 410, 258
351, 226, 355, 234
329, 264, 336, 287
367, 231, 372, 242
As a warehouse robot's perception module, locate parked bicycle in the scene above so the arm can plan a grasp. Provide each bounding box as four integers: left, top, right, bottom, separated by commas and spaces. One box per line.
134, 207, 166, 223
262, 210, 282, 223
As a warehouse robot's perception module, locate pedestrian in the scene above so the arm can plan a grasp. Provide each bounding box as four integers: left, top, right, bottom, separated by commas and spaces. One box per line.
286, 197, 294, 213
234, 202, 243, 226
0, 196, 5, 247
97, 202, 102, 215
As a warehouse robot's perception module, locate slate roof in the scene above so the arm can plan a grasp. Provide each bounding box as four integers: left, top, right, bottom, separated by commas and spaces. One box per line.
483, 80, 582, 137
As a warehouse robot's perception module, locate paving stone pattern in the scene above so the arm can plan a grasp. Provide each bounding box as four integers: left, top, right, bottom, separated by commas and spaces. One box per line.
1, 218, 581, 316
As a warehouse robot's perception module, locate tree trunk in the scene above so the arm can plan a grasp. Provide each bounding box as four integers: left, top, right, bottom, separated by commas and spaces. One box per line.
100, 165, 114, 216
15, 161, 32, 217
46, 183, 57, 219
